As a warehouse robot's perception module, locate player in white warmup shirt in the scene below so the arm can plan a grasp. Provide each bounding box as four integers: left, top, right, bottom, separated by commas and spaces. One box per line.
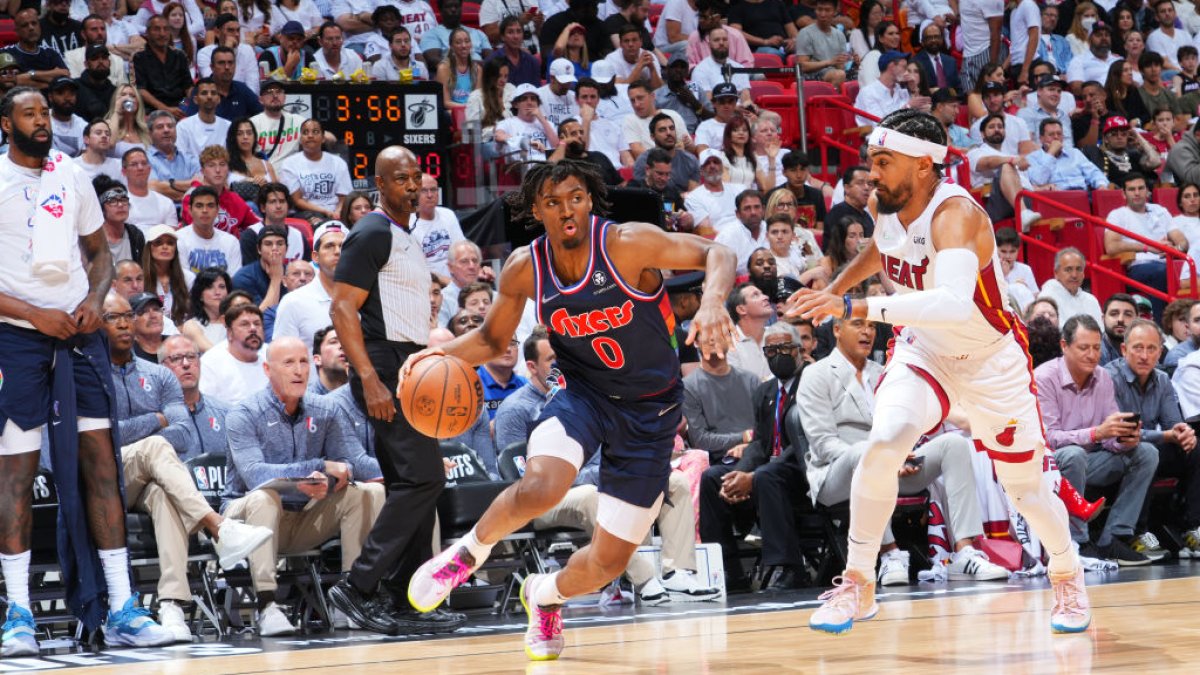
786, 110, 1090, 636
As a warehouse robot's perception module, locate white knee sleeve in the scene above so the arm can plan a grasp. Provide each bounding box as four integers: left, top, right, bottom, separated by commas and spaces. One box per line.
993, 450, 1045, 500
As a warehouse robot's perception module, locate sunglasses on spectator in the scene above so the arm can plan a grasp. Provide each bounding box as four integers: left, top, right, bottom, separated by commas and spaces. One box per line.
102, 311, 135, 324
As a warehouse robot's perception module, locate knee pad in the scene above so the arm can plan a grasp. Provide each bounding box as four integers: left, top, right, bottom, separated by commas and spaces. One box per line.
993, 452, 1044, 500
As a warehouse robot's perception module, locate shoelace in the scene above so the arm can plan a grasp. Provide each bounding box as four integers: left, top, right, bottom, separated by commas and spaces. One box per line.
1139, 532, 1161, 548
1052, 575, 1088, 618
817, 576, 861, 609
112, 598, 153, 626
534, 606, 562, 640
432, 552, 474, 587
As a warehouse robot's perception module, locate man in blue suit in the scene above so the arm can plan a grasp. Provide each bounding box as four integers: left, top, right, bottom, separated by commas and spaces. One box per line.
912, 22, 960, 93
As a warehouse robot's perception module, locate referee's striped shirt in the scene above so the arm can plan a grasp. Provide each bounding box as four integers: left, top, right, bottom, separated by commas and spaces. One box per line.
334, 210, 431, 345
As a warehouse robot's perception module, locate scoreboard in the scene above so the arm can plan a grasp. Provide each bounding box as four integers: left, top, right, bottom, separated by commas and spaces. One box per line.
282, 81, 451, 193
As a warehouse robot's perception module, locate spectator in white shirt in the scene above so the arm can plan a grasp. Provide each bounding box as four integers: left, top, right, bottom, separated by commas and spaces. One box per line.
76, 119, 124, 182
495, 83, 560, 162
967, 112, 1040, 230
410, 174, 466, 281
196, 13, 260, 93
1067, 20, 1119, 95
273, 221, 345, 350
603, 23, 662, 88
575, 77, 630, 168
1008, 0, 1042, 86
47, 77, 88, 157
715, 188, 770, 276
1104, 171, 1188, 318
652, 0, 698, 63
313, 21, 364, 80
176, 78, 231, 160
535, 58, 580, 127
332, 0, 382, 51
694, 82, 740, 153
996, 226, 1040, 311
370, 26, 430, 81
691, 26, 752, 106
199, 304, 267, 405
279, 118, 353, 221
969, 80, 1037, 155
853, 50, 912, 127
122, 147, 178, 233
622, 80, 692, 159
65, 14, 128, 84
176, 186, 243, 274
685, 149, 739, 236
1147, 0, 1192, 71
1038, 247, 1104, 326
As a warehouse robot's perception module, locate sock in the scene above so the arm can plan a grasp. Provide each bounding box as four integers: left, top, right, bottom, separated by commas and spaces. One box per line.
0, 551, 31, 611
532, 571, 568, 607
846, 490, 902, 579
98, 547, 133, 613
461, 528, 495, 565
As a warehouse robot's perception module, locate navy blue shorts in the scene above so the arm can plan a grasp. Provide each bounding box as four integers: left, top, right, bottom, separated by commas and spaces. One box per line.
532, 380, 683, 509
0, 324, 110, 432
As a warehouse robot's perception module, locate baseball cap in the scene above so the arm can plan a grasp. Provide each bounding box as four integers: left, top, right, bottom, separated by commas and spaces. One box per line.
1036, 74, 1066, 90
261, 76, 287, 93
877, 50, 908, 70
590, 60, 616, 84
549, 58, 577, 84
48, 77, 78, 92
129, 292, 164, 314
0, 53, 15, 71
280, 20, 305, 37
312, 220, 346, 249
143, 224, 178, 245
712, 82, 738, 100
257, 225, 288, 246
84, 44, 109, 60
1103, 115, 1131, 133
982, 81, 1006, 95
513, 82, 541, 101
1089, 19, 1111, 36
699, 148, 728, 167
568, 24, 586, 36
665, 271, 705, 295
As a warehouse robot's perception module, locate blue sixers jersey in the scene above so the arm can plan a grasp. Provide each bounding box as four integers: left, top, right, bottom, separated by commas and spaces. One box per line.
531, 217, 680, 401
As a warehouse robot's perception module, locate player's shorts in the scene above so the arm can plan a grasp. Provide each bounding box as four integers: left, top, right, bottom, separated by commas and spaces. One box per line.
528, 379, 683, 511
884, 330, 1043, 463
0, 324, 111, 449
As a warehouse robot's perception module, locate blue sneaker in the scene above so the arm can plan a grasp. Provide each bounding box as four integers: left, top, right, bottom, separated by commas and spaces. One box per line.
1, 604, 39, 657
103, 594, 175, 648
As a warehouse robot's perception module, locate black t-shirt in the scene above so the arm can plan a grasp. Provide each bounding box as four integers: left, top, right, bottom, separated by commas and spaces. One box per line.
133, 47, 194, 108
40, 17, 84, 58
602, 13, 653, 52
728, 0, 792, 41
75, 74, 115, 123
3, 45, 67, 73
334, 211, 432, 344
824, 201, 875, 238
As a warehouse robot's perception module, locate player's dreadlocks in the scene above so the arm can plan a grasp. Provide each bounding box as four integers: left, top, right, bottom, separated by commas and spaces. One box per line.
506, 159, 613, 230
877, 108, 947, 178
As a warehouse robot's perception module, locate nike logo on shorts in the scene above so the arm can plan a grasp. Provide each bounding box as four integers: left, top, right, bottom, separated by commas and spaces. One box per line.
658, 402, 680, 417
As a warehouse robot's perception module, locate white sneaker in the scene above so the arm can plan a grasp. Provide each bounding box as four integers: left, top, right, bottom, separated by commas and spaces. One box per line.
256, 602, 297, 637
156, 601, 192, 643
1131, 532, 1168, 562
947, 546, 1010, 581
638, 577, 669, 606
877, 549, 909, 586
213, 519, 274, 569
660, 570, 722, 602
1021, 209, 1043, 232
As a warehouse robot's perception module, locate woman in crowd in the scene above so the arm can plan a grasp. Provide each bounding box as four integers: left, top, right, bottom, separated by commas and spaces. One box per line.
857, 20, 900, 86
1162, 299, 1195, 351
163, 1, 198, 73
236, 0, 272, 45
1105, 59, 1149, 124
553, 22, 591, 78
466, 58, 514, 144
905, 61, 933, 111
207, 0, 240, 45
1026, 315, 1064, 368
1067, 2, 1101, 56
279, 118, 353, 222
765, 213, 829, 288
767, 188, 822, 270
967, 62, 1018, 122
816, 214, 867, 281
141, 226, 194, 329
180, 267, 233, 353
227, 117, 278, 186
104, 85, 152, 156
340, 191, 374, 227
850, 0, 887, 58
1111, 6, 1137, 57
436, 27, 480, 109
1122, 31, 1146, 84
1173, 183, 1200, 268
721, 114, 767, 191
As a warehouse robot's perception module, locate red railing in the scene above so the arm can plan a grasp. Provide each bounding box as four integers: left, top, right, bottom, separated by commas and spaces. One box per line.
1016, 190, 1199, 302
804, 94, 971, 187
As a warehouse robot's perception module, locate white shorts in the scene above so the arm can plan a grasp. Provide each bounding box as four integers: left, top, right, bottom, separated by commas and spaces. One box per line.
883, 332, 1044, 463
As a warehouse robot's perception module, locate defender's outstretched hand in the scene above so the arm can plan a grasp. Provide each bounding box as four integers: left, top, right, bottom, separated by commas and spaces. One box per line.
784, 288, 848, 322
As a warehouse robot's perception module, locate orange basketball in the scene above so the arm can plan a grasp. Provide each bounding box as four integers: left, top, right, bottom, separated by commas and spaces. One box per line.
399, 354, 485, 439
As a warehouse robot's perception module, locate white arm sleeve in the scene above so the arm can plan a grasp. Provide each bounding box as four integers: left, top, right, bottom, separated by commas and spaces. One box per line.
866, 248, 980, 327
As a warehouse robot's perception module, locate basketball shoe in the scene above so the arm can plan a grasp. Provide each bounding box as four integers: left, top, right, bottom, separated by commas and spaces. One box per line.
877, 549, 909, 586
0, 605, 39, 657
1180, 526, 1200, 558
1049, 566, 1091, 633
520, 574, 565, 661
808, 570, 878, 634
408, 546, 480, 613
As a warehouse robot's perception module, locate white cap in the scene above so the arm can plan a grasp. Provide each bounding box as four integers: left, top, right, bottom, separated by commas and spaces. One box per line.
144, 223, 178, 243
513, 83, 541, 101
549, 58, 577, 84
313, 220, 346, 248
590, 60, 616, 84
698, 148, 728, 168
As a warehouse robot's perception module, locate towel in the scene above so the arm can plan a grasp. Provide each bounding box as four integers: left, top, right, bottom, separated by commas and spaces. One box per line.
29, 152, 74, 286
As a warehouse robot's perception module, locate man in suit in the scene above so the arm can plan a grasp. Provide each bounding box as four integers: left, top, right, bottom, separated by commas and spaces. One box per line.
912, 22, 961, 93
798, 313, 1006, 586
698, 322, 808, 591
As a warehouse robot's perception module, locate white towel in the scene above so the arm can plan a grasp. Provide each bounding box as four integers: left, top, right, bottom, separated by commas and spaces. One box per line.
29, 152, 74, 285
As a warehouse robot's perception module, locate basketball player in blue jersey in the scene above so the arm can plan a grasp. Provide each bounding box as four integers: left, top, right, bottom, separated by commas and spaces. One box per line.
404, 160, 737, 661
786, 110, 1090, 636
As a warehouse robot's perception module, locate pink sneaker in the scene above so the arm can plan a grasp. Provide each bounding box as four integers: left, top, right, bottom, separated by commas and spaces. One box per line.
808, 571, 878, 635
520, 574, 565, 661
406, 546, 479, 613
1049, 566, 1091, 633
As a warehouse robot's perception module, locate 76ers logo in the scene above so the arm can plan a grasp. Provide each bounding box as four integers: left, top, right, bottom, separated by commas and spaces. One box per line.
305, 417, 317, 432
40, 193, 64, 219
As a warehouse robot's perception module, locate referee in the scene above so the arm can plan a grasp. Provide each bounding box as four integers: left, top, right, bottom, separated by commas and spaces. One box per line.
327, 146, 466, 635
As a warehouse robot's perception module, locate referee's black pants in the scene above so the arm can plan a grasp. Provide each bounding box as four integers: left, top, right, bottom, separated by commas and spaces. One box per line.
348, 339, 444, 598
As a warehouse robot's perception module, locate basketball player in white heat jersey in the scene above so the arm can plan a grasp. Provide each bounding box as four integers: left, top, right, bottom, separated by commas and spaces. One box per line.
786, 110, 1090, 636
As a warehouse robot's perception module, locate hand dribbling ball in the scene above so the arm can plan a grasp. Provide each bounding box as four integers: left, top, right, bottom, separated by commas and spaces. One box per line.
399, 354, 485, 438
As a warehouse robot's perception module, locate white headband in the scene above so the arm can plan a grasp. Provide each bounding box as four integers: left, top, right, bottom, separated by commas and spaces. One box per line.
867, 127, 948, 164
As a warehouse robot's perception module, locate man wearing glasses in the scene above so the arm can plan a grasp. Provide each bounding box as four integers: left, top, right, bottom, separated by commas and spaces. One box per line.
101, 293, 274, 642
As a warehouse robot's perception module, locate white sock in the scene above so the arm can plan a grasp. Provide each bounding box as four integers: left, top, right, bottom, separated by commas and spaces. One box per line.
98, 548, 133, 613
0, 551, 31, 611
460, 528, 495, 565
532, 571, 568, 607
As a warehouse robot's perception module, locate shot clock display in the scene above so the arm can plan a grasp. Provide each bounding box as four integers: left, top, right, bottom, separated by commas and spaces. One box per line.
281, 82, 450, 194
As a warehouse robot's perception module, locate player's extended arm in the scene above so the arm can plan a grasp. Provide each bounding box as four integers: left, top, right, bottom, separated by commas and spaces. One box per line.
849, 197, 990, 327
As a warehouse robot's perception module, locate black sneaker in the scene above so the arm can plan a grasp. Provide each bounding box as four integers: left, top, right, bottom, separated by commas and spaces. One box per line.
1077, 541, 1104, 560
1101, 538, 1151, 566
326, 579, 402, 635
389, 607, 467, 635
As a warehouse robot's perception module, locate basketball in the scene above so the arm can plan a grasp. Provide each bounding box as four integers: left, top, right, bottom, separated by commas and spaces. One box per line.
399, 354, 484, 439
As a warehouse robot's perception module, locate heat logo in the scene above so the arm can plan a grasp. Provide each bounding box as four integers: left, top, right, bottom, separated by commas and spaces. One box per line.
406, 94, 438, 130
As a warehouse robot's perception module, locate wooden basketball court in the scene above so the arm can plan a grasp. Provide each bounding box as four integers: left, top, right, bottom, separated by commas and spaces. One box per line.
42, 569, 1200, 674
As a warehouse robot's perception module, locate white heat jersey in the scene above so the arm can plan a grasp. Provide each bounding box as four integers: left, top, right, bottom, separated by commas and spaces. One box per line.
874, 182, 1021, 355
